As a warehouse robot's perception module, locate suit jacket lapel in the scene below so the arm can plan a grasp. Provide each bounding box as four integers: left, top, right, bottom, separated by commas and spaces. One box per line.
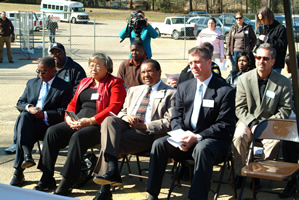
127, 85, 147, 115
260, 71, 278, 109
33, 79, 43, 105
43, 77, 58, 109
186, 79, 198, 129
249, 72, 261, 107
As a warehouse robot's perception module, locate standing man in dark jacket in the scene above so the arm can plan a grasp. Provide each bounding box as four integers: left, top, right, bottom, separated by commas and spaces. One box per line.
255, 7, 287, 73
0, 11, 14, 63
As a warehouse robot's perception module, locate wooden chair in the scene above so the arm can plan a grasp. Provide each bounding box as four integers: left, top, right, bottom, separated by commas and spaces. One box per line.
167, 143, 237, 200
238, 118, 299, 200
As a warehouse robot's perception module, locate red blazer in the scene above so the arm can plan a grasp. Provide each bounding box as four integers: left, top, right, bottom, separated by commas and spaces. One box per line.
66, 74, 126, 125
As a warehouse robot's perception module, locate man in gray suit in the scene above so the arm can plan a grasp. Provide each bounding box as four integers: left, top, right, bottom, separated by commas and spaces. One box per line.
233, 43, 292, 188
91, 59, 176, 200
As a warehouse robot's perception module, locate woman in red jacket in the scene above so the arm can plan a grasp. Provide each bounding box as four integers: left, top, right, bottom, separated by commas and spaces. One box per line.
34, 53, 126, 195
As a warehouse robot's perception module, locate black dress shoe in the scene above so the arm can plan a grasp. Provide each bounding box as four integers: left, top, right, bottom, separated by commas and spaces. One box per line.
93, 190, 112, 200
279, 182, 297, 198
93, 171, 122, 186
21, 154, 36, 169
10, 173, 25, 186
34, 180, 56, 191
54, 188, 73, 196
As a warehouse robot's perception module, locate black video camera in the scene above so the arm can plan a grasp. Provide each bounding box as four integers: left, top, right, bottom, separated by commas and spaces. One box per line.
130, 12, 147, 39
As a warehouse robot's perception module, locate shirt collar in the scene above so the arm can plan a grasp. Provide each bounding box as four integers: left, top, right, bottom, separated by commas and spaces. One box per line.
149, 79, 162, 92
44, 75, 55, 86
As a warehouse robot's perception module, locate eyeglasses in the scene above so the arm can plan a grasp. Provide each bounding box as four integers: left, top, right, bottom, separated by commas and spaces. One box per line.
141, 70, 155, 75
36, 69, 51, 74
235, 17, 243, 20
255, 56, 271, 61
88, 64, 103, 69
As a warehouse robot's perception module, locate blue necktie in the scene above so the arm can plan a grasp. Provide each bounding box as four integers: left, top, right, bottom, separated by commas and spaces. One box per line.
191, 84, 203, 129
41, 82, 49, 109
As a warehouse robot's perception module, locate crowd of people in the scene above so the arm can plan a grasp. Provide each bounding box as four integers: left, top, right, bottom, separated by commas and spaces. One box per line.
4, 6, 299, 200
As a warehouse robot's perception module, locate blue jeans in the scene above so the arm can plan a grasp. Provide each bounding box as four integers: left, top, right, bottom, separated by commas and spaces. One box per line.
230, 51, 240, 71
49, 29, 56, 43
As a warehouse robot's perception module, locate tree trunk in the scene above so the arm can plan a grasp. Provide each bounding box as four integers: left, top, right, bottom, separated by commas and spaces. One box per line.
190, 0, 193, 11
206, 0, 209, 13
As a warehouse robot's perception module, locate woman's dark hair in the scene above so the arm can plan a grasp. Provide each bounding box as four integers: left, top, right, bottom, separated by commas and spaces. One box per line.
207, 17, 217, 28
235, 50, 256, 72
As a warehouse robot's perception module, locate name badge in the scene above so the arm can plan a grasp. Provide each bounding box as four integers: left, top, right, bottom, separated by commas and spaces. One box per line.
244, 30, 249, 34
154, 91, 165, 99
202, 99, 214, 108
64, 76, 70, 82
266, 90, 275, 99
91, 93, 100, 100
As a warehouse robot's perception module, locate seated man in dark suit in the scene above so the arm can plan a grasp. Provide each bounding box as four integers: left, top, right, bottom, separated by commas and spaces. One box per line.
10, 56, 73, 187
117, 40, 147, 88
91, 59, 176, 200
146, 46, 236, 200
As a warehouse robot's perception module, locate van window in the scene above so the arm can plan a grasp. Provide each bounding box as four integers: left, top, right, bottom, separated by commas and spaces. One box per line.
43, 4, 47, 9
56, 5, 59, 10
60, 6, 63, 10
51, 5, 55, 9
64, 6, 68, 12
47, 4, 51, 9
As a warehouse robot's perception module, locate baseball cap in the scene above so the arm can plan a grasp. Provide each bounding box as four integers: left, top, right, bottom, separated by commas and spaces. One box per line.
49, 42, 65, 52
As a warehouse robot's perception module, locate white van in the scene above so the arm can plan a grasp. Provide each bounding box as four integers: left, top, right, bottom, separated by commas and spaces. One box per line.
40, 0, 89, 24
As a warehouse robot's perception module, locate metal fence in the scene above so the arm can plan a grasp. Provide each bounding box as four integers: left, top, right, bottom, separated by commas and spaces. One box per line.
35, 11, 299, 61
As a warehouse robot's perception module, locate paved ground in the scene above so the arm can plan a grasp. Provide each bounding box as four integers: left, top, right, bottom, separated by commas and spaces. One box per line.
0, 41, 293, 200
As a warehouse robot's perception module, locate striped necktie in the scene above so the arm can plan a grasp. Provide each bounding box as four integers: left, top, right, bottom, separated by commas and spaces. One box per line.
135, 86, 152, 122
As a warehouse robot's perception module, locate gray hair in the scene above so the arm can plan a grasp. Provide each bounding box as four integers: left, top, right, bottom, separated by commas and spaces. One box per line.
257, 43, 276, 59
88, 53, 113, 73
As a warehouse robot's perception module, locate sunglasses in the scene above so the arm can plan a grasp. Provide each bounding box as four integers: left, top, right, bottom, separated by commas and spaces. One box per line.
36, 69, 51, 74
255, 56, 271, 61
235, 17, 243, 20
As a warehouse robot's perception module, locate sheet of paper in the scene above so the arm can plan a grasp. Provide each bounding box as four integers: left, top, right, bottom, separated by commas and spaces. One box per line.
165, 73, 180, 80
167, 129, 195, 148
215, 58, 228, 71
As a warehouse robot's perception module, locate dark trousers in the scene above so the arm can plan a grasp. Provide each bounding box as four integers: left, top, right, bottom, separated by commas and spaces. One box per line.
38, 121, 101, 182
14, 112, 48, 169
146, 136, 230, 200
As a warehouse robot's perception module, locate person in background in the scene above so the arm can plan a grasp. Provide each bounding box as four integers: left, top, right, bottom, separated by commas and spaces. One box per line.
9, 56, 73, 187
34, 53, 126, 196
196, 17, 225, 63
226, 12, 256, 69
47, 15, 58, 44
5, 42, 86, 154
255, 6, 287, 74
0, 11, 14, 63
117, 40, 147, 88
119, 10, 158, 58
226, 50, 255, 88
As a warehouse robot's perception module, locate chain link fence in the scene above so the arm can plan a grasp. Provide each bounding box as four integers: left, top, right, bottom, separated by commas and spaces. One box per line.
37, 11, 299, 61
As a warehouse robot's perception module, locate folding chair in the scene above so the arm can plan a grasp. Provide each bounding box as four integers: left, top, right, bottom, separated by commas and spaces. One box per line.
167, 142, 237, 200
238, 118, 299, 200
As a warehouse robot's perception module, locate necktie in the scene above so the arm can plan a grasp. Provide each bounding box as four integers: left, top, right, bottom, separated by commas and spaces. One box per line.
41, 82, 49, 109
135, 86, 152, 122
191, 84, 203, 129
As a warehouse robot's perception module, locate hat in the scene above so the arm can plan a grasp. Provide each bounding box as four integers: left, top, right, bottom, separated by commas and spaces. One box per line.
49, 42, 65, 52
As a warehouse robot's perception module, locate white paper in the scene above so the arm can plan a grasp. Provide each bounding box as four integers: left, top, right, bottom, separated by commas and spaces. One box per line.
165, 73, 180, 80
215, 58, 228, 71
167, 129, 195, 148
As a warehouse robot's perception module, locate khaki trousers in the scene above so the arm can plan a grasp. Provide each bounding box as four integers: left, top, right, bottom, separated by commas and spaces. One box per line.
232, 121, 280, 176
0, 36, 13, 62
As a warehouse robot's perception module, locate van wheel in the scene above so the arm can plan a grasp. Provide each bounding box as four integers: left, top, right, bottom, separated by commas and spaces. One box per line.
71, 18, 76, 24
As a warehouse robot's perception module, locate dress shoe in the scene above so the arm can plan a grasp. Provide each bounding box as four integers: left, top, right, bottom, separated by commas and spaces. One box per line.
34, 180, 56, 191
279, 182, 297, 198
21, 154, 36, 169
5, 144, 16, 154
93, 171, 122, 186
93, 190, 112, 200
54, 188, 72, 196
9, 60, 14, 63
10, 173, 25, 186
